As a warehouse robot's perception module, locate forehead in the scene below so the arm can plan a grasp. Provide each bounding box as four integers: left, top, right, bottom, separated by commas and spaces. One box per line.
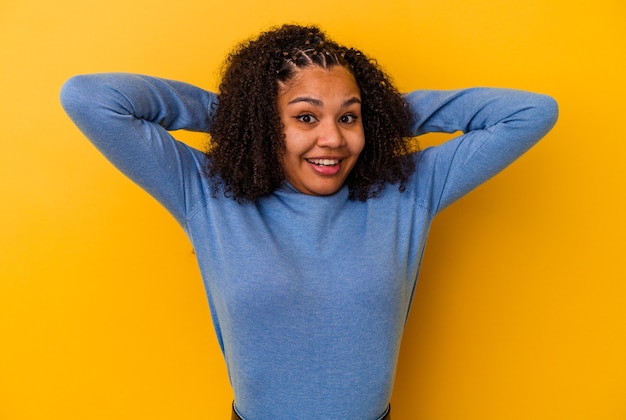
277, 65, 360, 101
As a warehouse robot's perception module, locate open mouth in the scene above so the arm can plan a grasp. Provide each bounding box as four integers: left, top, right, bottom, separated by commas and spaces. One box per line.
306, 158, 340, 166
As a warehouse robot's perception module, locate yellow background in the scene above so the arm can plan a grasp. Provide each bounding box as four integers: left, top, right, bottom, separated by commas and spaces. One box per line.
1, 0, 625, 418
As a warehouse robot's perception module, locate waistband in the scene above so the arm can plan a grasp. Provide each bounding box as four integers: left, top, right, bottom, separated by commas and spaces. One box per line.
231, 403, 391, 419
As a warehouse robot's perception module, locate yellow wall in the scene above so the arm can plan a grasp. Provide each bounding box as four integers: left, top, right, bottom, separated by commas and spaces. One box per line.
1, 0, 625, 418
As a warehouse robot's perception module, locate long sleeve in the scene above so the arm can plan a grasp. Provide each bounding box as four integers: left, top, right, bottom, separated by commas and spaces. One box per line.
60, 73, 219, 224
405, 88, 558, 213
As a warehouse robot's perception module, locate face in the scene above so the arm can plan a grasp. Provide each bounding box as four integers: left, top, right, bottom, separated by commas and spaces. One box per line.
277, 65, 365, 196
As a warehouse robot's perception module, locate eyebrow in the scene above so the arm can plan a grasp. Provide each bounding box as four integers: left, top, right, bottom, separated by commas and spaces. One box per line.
287, 96, 361, 107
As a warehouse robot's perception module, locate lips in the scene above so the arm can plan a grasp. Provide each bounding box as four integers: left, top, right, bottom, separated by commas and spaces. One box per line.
306, 158, 340, 166
305, 158, 343, 175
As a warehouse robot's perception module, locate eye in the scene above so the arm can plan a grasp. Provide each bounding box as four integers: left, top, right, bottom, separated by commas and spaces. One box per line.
295, 114, 317, 124
339, 114, 358, 124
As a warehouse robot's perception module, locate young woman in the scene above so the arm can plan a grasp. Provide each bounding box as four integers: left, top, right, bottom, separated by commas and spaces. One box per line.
60, 24, 558, 420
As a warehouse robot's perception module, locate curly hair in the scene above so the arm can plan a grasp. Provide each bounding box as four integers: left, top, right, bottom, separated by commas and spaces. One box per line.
207, 24, 416, 201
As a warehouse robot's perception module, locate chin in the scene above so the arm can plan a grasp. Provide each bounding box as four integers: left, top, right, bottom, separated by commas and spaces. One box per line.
301, 182, 344, 196
312, 185, 344, 196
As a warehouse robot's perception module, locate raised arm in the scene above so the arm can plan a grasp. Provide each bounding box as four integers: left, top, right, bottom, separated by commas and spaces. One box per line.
60, 73, 218, 224
405, 88, 558, 213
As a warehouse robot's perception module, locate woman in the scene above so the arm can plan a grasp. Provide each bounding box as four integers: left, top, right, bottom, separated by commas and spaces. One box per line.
60, 24, 558, 420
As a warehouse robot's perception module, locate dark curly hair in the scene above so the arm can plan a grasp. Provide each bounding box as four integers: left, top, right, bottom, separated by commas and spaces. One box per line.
207, 24, 416, 201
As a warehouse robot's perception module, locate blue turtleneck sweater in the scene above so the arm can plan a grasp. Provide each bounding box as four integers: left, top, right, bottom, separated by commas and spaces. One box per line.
60, 73, 557, 419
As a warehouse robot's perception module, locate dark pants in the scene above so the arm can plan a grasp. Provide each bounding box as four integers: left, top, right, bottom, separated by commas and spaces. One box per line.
231, 404, 391, 419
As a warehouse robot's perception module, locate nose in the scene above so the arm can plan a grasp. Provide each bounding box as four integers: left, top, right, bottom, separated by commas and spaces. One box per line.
317, 120, 345, 148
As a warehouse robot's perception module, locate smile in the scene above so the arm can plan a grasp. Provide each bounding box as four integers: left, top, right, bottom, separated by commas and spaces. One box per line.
306, 158, 340, 166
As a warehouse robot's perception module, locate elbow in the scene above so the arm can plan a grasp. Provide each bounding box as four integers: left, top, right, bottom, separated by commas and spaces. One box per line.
60, 74, 94, 115
535, 94, 559, 134
60, 74, 132, 120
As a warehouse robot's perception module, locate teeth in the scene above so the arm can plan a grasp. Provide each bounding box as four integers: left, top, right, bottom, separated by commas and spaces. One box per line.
307, 158, 339, 166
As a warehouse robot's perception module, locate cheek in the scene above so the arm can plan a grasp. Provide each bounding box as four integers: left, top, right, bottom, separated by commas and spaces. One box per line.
280, 134, 303, 171
282, 129, 309, 156
357, 137, 365, 154
352, 132, 365, 155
